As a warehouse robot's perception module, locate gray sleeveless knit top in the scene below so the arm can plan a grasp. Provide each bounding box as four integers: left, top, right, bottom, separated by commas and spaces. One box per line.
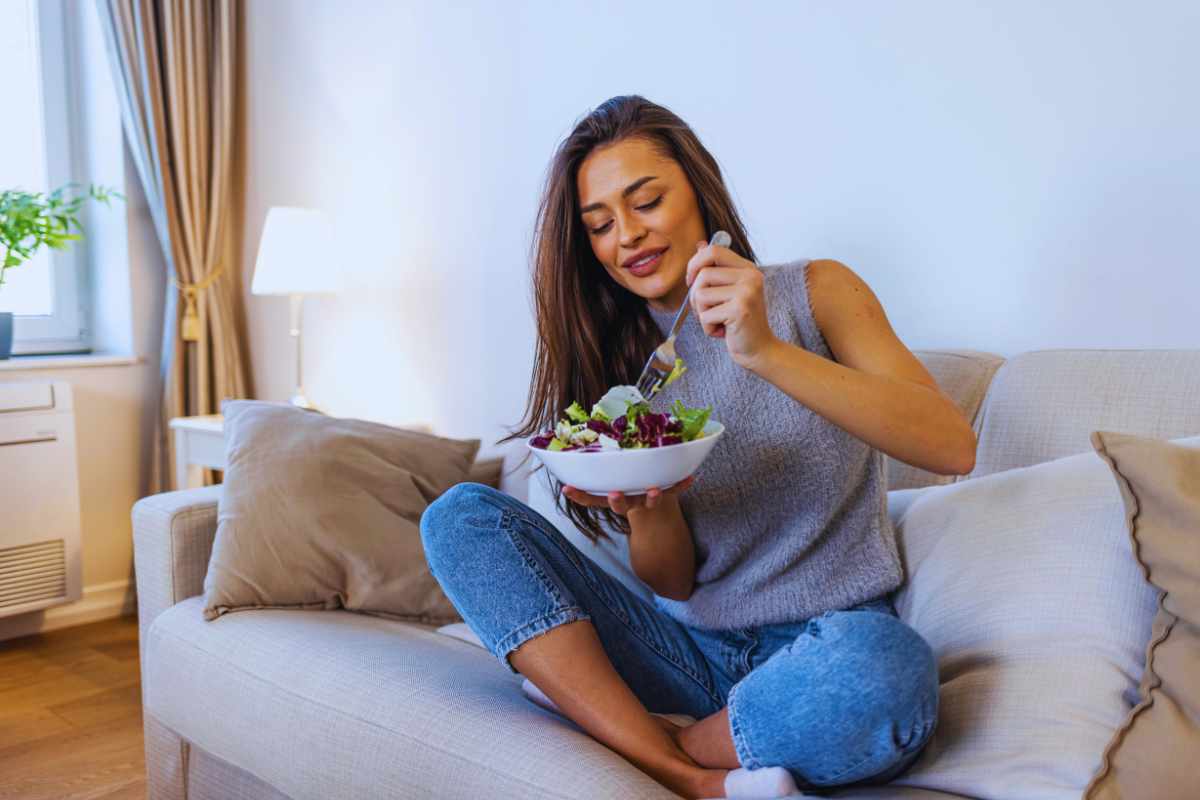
644, 258, 903, 631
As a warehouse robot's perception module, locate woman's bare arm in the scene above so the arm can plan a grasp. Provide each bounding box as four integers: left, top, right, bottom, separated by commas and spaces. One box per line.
626, 499, 695, 601
741, 260, 976, 475
560, 478, 697, 601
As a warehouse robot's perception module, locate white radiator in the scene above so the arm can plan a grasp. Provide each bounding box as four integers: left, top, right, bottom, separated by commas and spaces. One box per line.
0, 380, 83, 617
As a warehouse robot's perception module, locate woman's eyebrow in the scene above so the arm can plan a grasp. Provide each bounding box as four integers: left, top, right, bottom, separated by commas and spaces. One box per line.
580, 175, 659, 214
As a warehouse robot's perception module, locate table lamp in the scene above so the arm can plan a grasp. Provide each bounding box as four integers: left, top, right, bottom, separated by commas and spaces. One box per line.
251, 207, 341, 410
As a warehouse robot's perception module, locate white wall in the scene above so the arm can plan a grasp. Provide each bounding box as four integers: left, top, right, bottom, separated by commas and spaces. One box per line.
243, 0, 1200, 501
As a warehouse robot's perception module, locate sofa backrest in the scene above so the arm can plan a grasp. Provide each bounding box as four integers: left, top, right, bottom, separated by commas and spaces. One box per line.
967, 348, 1200, 479
898, 348, 1200, 492
893, 348, 1200, 492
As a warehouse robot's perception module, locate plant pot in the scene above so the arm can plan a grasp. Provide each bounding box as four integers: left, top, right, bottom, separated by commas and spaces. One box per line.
0, 312, 12, 359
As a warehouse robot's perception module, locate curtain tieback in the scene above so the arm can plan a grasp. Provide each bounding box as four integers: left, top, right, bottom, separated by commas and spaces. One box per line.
171, 263, 226, 342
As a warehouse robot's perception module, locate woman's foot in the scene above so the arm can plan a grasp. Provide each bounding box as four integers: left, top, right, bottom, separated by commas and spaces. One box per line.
656, 716, 800, 798
647, 758, 729, 799
692, 768, 733, 798
637, 715, 727, 798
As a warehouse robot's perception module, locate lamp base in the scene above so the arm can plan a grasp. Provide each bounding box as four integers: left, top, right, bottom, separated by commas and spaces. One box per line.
289, 391, 322, 413
287, 296, 322, 413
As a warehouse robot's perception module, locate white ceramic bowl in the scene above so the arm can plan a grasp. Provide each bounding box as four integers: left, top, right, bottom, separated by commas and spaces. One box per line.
526, 420, 725, 495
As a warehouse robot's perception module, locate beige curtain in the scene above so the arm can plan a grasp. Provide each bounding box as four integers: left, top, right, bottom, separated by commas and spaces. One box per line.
96, 0, 252, 493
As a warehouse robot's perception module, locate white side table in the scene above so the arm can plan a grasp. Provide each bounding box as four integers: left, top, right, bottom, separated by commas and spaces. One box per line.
169, 414, 226, 489
168, 413, 435, 490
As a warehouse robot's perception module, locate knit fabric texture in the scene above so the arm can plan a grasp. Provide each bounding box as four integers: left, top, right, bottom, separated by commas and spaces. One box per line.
644, 258, 903, 630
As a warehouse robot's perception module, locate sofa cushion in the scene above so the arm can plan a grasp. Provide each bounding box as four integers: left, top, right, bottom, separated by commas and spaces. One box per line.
204, 400, 479, 626
885, 350, 1004, 491
883, 440, 1195, 798
970, 349, 1200, 479
144, 597, 686, 799
1085, 431, 1200, 798
466, 455, 505, 490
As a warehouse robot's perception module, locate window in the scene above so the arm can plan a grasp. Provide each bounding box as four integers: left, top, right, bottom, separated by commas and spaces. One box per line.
0, 0, 91, 354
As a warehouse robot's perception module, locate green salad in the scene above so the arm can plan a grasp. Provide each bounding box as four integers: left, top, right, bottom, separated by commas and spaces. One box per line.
530, 369, 712, 452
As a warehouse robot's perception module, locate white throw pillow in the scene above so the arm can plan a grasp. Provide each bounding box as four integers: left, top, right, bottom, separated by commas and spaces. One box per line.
873, 444, 1190, 800
435, 621, 486, 649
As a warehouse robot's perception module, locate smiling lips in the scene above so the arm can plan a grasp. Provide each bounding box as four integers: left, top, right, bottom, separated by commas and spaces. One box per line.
624, 246, 668, 275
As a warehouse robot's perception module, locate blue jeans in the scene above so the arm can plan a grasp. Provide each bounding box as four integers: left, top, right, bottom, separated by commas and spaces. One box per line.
420, 483, 939, 791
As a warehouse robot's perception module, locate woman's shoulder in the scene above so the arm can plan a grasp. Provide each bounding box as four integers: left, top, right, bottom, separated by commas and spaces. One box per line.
759, 257, 844, 289
758, 258, 809, 289
762, 258, 861, 317
760, 258, 869, 357
759, 257, 825, 309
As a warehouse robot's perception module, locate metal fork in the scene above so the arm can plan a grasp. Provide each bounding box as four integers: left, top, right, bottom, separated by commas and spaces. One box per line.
635, 230, 732, 401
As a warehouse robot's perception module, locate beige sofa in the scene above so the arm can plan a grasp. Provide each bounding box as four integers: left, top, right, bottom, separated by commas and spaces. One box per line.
130, 348, 1200, 799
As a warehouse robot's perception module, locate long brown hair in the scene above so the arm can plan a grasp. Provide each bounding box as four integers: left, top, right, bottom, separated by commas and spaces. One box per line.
499, 95, 758, 545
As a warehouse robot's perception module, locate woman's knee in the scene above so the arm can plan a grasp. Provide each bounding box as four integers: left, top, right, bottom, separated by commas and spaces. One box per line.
804, 610, 939, 742
732, 610, 939, 785
420, 482, 507, 562
811, 611, 937, 783
420, 482, 573, 584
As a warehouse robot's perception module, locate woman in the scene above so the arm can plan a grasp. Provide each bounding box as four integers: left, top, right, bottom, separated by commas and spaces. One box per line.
420, 95, 975, 799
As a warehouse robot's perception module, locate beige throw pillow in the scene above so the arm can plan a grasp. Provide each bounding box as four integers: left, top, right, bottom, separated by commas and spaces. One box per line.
1086, 430, 1200, 799
202, 400, 480, 625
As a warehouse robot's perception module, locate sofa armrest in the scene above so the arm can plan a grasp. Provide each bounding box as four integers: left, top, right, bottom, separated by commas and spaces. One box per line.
131, 485, 222, 663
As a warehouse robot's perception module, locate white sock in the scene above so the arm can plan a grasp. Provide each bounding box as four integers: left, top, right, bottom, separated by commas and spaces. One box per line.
722, 766, 801, 798
520, 677, 697, 727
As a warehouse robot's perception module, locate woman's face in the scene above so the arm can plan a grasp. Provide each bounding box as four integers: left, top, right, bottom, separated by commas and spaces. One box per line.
576, 137, 707, 313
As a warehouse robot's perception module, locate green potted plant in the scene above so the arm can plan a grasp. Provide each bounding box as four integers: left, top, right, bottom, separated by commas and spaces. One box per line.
0, 182, 122, 359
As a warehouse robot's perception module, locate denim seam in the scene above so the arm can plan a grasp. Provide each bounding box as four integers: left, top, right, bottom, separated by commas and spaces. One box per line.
502, 504, 550, 532
506, 507, 723, 709
741, 629, 759, 674
493, 605, 591, 674
502, 514, 569, 608
725, 678, 762, 770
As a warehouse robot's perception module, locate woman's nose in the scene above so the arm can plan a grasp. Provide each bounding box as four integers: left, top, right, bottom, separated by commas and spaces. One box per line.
619, 220, 647, 247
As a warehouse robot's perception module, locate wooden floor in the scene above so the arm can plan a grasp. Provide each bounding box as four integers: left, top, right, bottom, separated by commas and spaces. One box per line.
0, 614, 145, 799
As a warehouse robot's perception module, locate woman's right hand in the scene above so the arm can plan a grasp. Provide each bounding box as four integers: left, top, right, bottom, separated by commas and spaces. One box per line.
561, 474, 695, 518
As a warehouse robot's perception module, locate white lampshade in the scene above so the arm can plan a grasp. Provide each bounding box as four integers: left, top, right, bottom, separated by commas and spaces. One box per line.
251, 207, 341, 295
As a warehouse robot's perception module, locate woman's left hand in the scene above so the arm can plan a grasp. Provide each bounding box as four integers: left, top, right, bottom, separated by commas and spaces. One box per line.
686, 240, 780, 369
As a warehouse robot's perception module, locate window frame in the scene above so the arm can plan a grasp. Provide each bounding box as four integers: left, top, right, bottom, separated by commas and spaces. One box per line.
10, 0, 92, 356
